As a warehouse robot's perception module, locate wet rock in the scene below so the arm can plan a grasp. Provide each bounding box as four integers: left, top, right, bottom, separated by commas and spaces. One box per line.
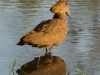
17, 54, 66, 75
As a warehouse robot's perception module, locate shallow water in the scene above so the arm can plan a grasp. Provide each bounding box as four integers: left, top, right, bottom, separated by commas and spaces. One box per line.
0, 0, 100, 75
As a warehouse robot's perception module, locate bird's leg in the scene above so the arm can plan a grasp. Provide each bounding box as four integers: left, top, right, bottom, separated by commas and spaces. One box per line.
49, 47, 54, 60
49, 46, 52, 55
45, 48, 48, 55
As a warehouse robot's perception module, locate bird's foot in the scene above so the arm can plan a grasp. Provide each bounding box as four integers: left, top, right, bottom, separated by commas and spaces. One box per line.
48, 52, 51, 55
50, 54, 54, 61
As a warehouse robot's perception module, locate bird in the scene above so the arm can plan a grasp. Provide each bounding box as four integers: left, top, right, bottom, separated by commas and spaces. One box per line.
17, 0, 72, 54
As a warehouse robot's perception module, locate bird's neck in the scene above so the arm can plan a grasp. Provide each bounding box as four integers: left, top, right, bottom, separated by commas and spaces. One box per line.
53, 13, 67, 23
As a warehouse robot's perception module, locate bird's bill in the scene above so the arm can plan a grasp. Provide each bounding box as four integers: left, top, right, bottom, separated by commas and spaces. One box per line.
66, 6, 72, 19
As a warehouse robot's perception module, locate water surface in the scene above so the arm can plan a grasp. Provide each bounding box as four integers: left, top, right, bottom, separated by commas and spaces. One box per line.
0, 0, 100, 75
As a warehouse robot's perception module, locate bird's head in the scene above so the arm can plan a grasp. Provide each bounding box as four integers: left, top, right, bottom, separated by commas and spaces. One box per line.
50, 0, 72, 19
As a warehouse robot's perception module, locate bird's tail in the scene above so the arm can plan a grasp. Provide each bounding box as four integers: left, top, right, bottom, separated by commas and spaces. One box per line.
17, 40, 25, 46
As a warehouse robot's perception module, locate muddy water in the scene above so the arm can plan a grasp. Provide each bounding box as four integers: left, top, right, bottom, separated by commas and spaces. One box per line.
0, 0, 100, 75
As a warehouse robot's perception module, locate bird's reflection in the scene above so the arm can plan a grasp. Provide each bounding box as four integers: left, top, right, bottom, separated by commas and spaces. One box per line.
16, 54, 66, 75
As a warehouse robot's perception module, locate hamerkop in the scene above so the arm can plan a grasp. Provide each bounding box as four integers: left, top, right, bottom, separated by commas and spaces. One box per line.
17, 0, 72, 54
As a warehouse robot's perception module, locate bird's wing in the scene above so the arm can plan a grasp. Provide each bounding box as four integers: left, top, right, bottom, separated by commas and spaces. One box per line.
34, 19, 51, 32
20, 19, 67, 46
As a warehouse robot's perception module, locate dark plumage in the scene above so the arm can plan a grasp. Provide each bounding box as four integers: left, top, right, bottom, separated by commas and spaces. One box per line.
17, 0, 72, 54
